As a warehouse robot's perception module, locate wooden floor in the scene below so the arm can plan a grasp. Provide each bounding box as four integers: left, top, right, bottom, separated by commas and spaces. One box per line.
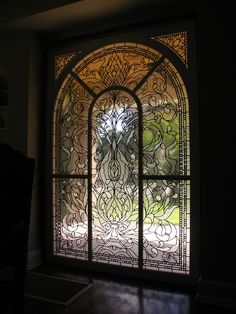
23, 264, 235, 314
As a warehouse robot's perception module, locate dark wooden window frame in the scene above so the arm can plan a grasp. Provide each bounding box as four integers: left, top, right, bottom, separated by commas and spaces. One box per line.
44, 18, 200, 286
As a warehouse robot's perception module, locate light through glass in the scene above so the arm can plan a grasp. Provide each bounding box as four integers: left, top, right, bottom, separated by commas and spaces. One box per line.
52, 41, 190, 274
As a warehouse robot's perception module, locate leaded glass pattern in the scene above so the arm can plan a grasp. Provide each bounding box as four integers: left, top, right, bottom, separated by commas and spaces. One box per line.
137, 59, 190, 176
91, 91, 139, 267
53, 74, 93, 175
143, 180, 190, 273
53, 178, 88, 259
151, 32, 188, 68
72, 43, 163, 94
52, 40, 191, 274
55, 51, 80, 80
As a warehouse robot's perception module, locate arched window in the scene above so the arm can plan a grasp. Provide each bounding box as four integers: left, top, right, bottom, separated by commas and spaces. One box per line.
47, 23, 198, 280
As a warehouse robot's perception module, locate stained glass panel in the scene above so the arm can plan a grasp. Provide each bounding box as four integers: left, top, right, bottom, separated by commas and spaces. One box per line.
91, 90, 139, 267
137, 60, 189, 176
53, 178, 88, 260
151, 32, 188, 68
53, 74, 93, 175
143, 180, 190, 273
55, 51, 80, 80
73, 43, 162, 93
52, 38, 192, 275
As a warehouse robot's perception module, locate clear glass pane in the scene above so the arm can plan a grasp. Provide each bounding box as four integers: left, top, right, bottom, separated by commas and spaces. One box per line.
53, 74, 93, 175
53, 178, 88, 260
91, 90, 139, 267
143, 180, 190, 274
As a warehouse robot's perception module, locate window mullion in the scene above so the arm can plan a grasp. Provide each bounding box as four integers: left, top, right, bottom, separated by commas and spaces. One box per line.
88, 105, 93, 263
138, 104, 143, 270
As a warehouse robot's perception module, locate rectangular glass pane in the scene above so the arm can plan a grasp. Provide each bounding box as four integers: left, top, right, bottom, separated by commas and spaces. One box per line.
91, 91, 139, 267
53, 178, 88, 260
143, 180, 190, 274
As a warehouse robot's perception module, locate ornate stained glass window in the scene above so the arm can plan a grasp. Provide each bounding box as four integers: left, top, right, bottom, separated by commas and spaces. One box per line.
49, 25, 196, 276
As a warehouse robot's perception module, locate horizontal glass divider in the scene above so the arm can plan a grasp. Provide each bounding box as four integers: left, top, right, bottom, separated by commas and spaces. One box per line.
52, 174, 89, 179
52, 174, 190, 180
142, 175, 190, 180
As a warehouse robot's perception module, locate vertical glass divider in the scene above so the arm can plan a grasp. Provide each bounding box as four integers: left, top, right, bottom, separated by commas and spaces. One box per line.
88, 99, 94, 263
138, 100, 143, 270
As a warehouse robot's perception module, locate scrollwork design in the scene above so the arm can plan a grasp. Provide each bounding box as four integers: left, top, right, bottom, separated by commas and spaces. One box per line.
59, 178, 88, 258
143, 180, 180, 268
74, 44, 162, 93
91, 91, 139, 266
151, 32, 188, 67
55, 51, 79, 80
137, 70, 179, 176
53, 42, 190, 273
58, 76, 93, 174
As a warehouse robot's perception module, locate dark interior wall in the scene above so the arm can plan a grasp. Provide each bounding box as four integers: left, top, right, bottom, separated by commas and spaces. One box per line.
0, 32, 30, 153
197, 5, 235, 284
0, 0, 80, 22
0, 32, 42, 268
26, 35, 41, 266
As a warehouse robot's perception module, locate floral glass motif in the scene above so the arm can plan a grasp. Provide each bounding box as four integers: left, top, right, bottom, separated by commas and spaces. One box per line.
137, 59, 189, 176
55, 51, 79, 80
53, 41, 190, 273
53, 178, 88, 259
53, 74, 93, 175
143, 180, 190, 272
151, 32, 188, 67
92, 91, 139, 267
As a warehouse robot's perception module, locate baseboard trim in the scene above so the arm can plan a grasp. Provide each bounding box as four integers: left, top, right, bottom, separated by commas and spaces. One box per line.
196, 277, 236, 309
27, 249, 42, 270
